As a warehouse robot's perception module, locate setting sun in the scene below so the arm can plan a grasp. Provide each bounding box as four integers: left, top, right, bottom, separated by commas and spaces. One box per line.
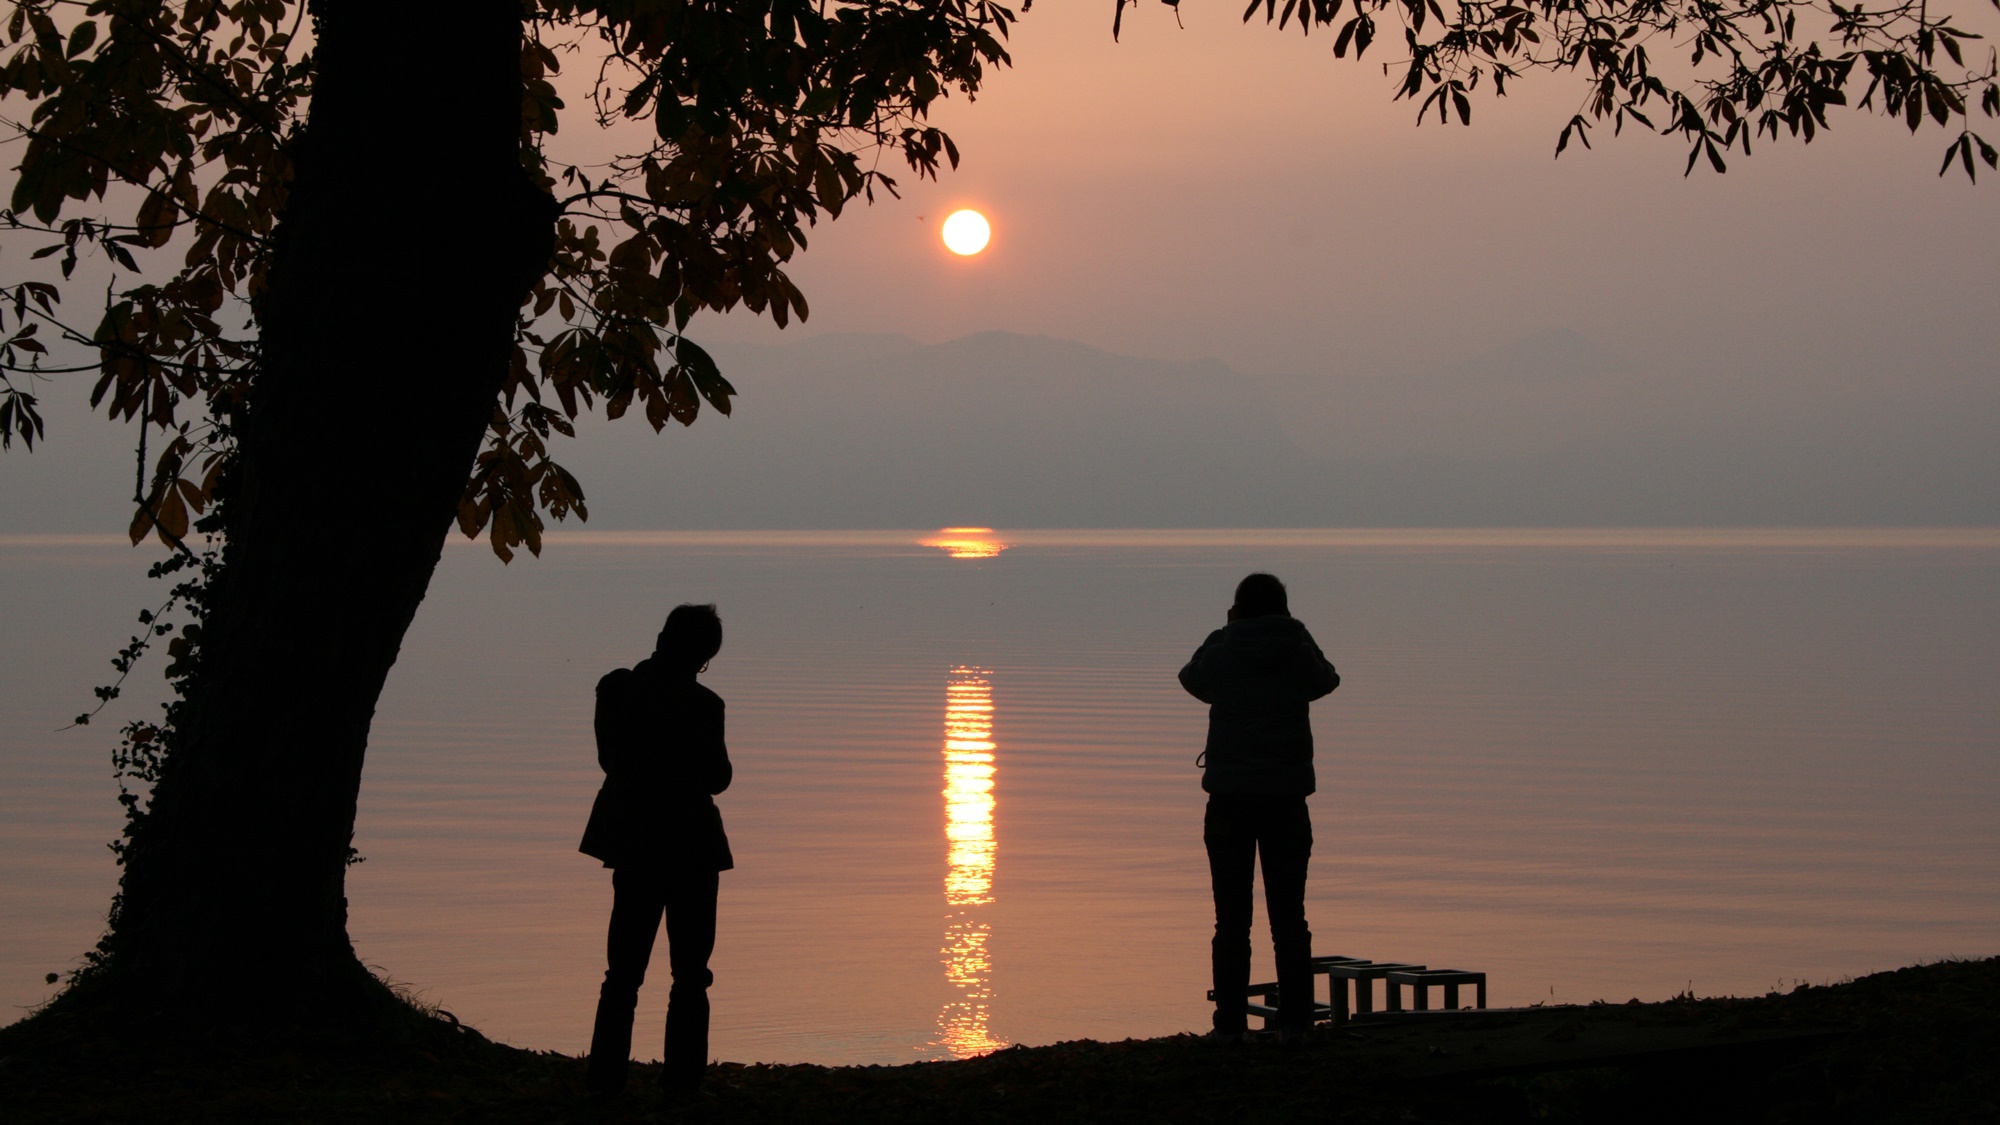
941, 209, 991, 256
921, 527, 1007, 559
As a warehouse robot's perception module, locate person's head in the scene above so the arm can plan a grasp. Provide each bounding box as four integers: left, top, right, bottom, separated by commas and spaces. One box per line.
655, 603, 723, 673
1230, 573, 1289, 620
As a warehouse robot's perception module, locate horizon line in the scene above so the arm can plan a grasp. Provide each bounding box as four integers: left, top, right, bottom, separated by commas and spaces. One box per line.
10, 527, 1999, 551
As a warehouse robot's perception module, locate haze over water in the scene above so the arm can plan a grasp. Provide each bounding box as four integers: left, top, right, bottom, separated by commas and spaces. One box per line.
3, 529, 1997, 1065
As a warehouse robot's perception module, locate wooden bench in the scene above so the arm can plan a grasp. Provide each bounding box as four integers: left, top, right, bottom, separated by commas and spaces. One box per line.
1207, 957, 1489, 1027
1385, 969, 1487, 1012
1207, 956, 1425, 1028
1205, 981, 1331, 1028
1318, 960, 1428, 1022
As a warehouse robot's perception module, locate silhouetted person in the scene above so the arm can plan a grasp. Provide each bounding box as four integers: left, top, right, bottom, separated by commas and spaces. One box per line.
582, 603, 733, 1099
1179, 573, 1338, 1044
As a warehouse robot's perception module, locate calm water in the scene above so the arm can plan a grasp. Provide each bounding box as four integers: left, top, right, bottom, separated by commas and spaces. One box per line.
4, 529, 1997, 1064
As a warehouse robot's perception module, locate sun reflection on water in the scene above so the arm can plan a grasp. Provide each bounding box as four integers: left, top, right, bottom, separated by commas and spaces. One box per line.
935, 666, 1005, 1058
920, 527, 1008, 559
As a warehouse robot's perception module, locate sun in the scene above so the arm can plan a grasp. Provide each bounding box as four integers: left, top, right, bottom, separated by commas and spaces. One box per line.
941, 210, 991, 256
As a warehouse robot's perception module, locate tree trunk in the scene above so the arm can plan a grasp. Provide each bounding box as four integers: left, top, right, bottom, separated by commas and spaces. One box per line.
108, 1, 555, 1019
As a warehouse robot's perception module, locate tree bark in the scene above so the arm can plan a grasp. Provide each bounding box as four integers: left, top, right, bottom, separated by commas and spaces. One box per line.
109, 1, 556, 1017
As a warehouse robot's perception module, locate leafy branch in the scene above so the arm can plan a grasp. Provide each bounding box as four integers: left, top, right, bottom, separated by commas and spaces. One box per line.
1129, 0, 2000, 179
451, 0, 1019, 561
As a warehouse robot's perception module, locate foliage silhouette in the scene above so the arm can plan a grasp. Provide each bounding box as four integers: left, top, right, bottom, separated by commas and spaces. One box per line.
1141, 0, 2000, 179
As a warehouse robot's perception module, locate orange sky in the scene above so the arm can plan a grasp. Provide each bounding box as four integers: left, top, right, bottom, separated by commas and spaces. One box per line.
544, 1, 1998, 382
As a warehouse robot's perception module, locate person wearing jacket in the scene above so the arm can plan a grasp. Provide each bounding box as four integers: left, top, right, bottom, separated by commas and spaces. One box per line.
1178, 573, 1339, 1044
582, 603, 734, 1099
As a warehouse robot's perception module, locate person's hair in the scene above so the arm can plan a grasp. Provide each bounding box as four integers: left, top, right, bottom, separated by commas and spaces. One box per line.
656, 603, 723, 670
1232, 573, 1289, 619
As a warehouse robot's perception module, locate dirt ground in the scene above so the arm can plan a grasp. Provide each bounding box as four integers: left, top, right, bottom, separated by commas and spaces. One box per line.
2, 957, 1995, 1123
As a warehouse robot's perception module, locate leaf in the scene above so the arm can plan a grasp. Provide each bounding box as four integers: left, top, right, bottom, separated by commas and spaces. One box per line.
677, 336, 736, 415
456, 487, 486, 538
608, 236, 651, 272
1555, 114, 1591, 156
1941, 135, 1966, 176
489, 508, 517, 564
135, 190, 178, 248
176, 476, 206, 514
153, 487, 190, 543
128, 503, 155, 546
801, 85, 839, 115
815, 161, 844, 217
65, 19, 95, 59
0, 391, 43, 450
200, 453, 227, 497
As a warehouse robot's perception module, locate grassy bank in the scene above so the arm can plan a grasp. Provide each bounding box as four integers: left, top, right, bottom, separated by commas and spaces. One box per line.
3, 957, 1995, 1123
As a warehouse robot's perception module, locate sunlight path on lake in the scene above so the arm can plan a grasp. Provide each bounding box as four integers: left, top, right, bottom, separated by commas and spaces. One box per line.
935, 666, 1004, 1058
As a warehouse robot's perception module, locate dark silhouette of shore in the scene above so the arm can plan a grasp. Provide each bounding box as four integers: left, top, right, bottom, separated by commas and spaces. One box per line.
4, 957, 1995, 1123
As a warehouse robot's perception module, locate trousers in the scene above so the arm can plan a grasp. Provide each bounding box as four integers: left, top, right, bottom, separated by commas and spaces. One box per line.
1204, 793, 1314, 1033
586, 864, 720, 1094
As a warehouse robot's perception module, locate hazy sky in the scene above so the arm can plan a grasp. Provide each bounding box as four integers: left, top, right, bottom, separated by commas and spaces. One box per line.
659, 1, 1998, 380
3, 2, 1995, 531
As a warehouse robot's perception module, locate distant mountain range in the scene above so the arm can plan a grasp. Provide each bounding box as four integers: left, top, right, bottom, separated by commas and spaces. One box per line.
548, 329, 1997, 527
5, 328, 1993, 532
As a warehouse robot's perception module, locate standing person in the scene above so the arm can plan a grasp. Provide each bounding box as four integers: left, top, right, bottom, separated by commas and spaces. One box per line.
581, 603, 734, 1100
1178, 573, 1339, 1045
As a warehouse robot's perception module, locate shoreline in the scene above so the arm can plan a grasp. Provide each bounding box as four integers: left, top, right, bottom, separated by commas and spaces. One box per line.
3, 956, 1994, 1123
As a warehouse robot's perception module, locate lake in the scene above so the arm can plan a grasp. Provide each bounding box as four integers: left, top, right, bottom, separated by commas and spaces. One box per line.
3, 528, 1997, 1065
